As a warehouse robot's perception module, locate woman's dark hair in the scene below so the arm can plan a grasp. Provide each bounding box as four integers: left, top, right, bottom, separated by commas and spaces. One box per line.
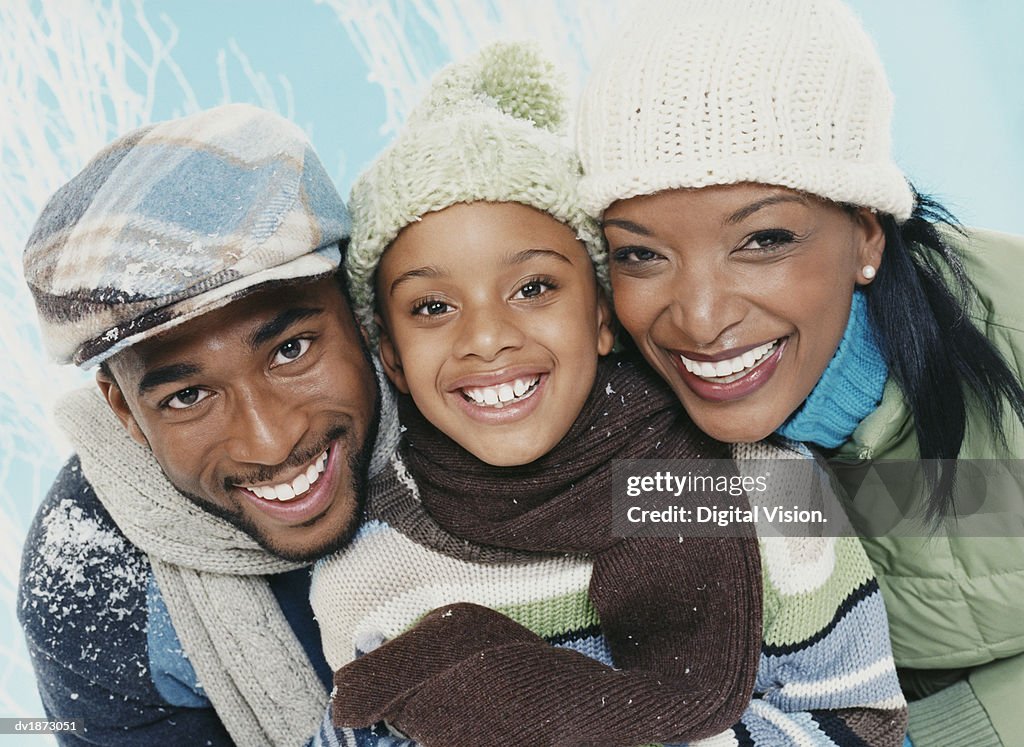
867, 189, 1024, 521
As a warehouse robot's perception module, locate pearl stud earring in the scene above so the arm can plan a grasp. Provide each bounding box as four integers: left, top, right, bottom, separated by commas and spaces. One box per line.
862, 265, 876, 280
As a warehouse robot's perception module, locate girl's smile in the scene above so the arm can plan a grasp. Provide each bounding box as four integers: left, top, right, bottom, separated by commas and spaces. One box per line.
376, 201, 613, 466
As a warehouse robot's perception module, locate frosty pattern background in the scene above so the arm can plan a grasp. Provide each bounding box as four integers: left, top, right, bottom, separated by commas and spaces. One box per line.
2, 0, 1022, 732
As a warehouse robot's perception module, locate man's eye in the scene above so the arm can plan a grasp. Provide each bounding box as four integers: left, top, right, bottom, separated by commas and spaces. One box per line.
272, 338, 311, 366
165, 387, 210, 410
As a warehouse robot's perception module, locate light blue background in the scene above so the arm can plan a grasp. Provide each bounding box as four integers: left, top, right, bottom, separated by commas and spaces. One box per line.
2, 0, 1022, 737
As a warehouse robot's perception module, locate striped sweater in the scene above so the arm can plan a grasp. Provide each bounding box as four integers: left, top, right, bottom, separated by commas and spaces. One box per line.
311, 453, 907, 746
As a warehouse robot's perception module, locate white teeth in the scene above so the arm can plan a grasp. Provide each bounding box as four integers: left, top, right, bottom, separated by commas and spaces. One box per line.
681, 340, 780, 383
462, 376, 540, 409
238, 448, 329, 502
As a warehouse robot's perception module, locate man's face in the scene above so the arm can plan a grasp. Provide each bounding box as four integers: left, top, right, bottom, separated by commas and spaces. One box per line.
99, 277, 378, 562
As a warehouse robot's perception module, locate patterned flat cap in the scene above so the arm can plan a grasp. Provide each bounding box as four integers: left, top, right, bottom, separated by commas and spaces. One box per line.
23, 103, 350, 368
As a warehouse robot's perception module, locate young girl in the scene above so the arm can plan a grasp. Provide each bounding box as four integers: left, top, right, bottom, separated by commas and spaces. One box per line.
575, 1, 1024, 745
312, 42, 906, 746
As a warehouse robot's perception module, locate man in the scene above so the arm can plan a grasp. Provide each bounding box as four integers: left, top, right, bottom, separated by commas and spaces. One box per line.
17, 104, 397, 746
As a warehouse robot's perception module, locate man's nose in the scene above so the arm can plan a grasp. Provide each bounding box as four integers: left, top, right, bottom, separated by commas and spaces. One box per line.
222, 384, 310, 466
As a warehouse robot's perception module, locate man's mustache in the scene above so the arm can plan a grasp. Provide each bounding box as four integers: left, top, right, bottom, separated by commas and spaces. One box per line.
223, 423, 350, 489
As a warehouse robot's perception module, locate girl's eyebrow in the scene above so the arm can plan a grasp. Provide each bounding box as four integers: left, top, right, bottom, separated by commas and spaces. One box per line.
389, 265, 445, 296
503, 247, 574, 266
601, 218, 652, 236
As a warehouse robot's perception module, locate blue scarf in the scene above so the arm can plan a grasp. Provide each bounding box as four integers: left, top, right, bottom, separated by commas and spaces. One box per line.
776, 290, 888, 448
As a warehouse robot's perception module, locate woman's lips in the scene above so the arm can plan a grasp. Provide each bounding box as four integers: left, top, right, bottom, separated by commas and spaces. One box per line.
672, 337, 787, 402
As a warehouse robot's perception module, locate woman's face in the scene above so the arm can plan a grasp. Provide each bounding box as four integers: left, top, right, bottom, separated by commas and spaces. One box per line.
603, 183, 883, 443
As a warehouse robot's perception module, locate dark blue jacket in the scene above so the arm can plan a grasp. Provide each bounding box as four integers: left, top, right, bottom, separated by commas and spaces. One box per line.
18, 457, 332, 746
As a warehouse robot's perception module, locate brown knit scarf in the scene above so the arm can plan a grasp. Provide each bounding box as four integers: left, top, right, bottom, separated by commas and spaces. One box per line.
333, 357, 763, 746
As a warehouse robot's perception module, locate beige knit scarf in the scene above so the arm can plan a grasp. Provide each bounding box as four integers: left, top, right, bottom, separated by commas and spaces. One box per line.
54, 368, 400, 747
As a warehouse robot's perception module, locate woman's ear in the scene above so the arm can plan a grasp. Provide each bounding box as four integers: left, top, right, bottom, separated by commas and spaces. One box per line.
95, 367, 149, 448
854, 207, 886, 285
596, 289, 615, 356
375, 315, 410, 394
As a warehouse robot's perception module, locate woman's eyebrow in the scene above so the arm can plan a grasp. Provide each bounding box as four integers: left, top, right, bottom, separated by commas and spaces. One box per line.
726, 194, 809, 225
601, 218, 652, 236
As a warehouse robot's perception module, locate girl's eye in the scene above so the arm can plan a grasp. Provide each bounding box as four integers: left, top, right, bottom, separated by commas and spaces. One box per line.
272, 337, 311, 366
513, 279, 555, 300
165, 387, 211, 410
612, 246, 663, 264
741, 230, 797, 252
413, 299, 453, 316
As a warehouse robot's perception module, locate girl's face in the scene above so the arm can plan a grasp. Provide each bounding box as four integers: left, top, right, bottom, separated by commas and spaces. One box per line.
604, 183, 883, 444
376, 201, 613, 466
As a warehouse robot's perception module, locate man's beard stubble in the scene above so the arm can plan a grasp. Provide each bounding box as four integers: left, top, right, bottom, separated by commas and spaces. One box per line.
178, 393, 381, 564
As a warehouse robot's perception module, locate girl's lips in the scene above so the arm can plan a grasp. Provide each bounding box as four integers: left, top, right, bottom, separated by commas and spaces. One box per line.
451, 372, 548, 424
236, 441, 343, 525
672, 337, 788, 402
447, 366, 548, 391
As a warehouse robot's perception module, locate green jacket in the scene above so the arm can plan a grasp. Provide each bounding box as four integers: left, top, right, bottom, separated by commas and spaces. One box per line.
834, 227, 1024, 746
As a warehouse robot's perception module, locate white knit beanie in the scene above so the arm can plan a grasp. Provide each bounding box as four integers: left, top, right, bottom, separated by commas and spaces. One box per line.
577, 0, 915, 222
347, 42, 606, 339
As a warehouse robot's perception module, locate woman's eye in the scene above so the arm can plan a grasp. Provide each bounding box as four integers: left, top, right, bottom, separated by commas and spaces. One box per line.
165, 387, 210, 410
741, 230, 796, 252
413, 299, 453, 316
514, 280, 553, 299
612, 246, 662, 264
272, 338, 311, 366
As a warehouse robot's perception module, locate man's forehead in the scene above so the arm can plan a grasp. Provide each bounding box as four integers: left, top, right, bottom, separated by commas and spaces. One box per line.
110, 277, 345, 379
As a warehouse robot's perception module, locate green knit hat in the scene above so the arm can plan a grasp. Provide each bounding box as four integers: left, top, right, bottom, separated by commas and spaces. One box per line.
346, 42, 607, 338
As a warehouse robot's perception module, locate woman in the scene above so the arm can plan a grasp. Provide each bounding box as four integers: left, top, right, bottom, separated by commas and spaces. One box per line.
577, 1, 1024, 745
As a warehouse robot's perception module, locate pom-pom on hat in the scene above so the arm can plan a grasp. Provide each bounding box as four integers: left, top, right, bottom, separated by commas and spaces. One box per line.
23, 103, 350, 368
346, 41, 606, 338
577, 0, 915, 221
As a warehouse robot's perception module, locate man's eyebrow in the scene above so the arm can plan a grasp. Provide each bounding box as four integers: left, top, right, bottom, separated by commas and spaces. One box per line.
247, 307, 324, 350
726, 194, 809, 225
503, 247, 574, 266
601, 218, 652, 236
138, 363, 201, 396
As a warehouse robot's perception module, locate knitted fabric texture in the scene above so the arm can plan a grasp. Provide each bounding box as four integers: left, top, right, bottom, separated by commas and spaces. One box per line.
576, 0, 915, 221
332, 357, 763, 744
52, 362, 400, 747
777, 290, 888, 447
346, 42, 606, 339
23, 103, 350, 368
312, 442, 908, 746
